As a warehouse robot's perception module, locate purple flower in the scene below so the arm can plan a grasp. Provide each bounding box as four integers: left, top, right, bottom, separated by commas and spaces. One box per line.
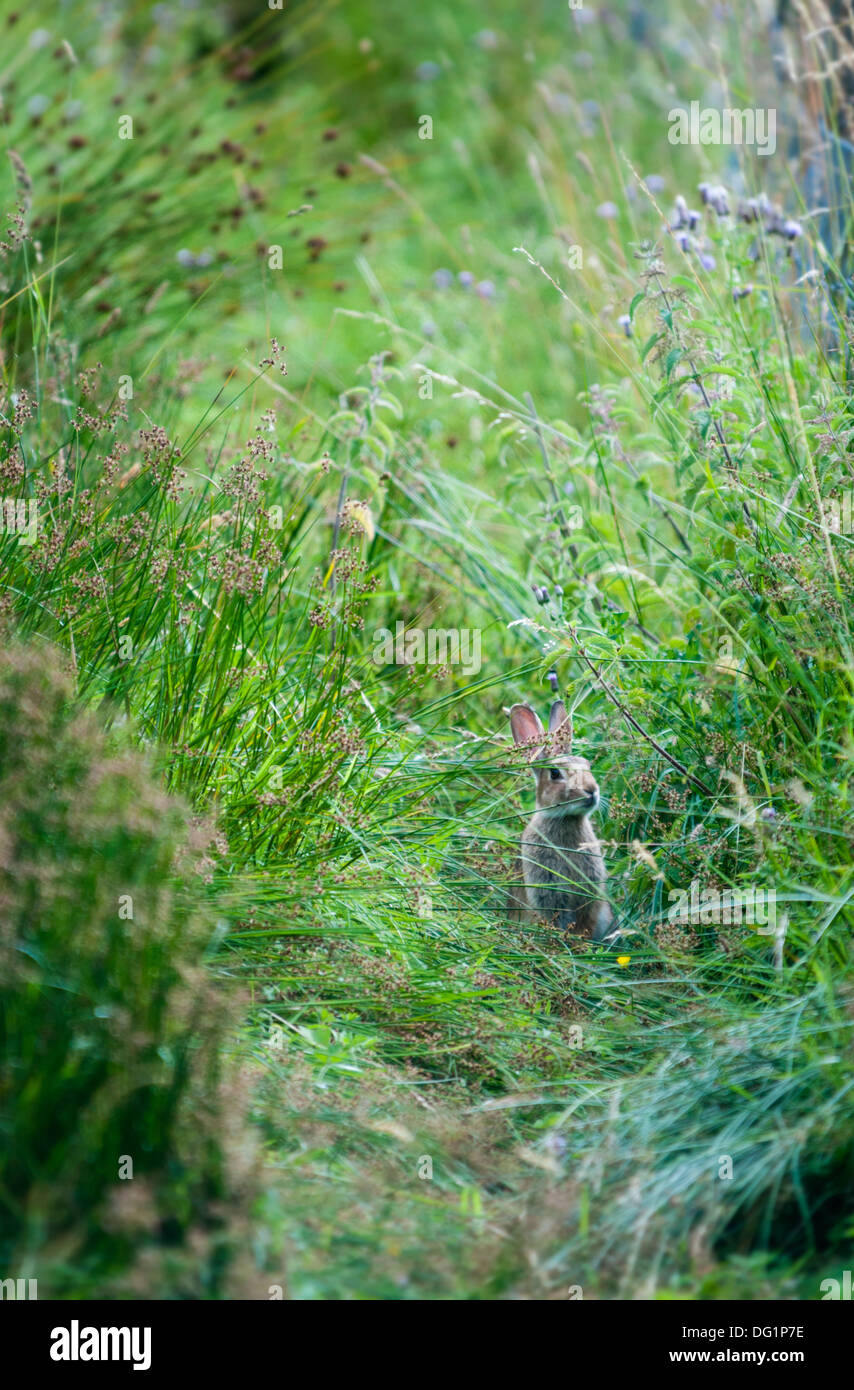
699, 253, 716, 271
645, 174, 666, 193
475, 279, 496, 300
671, 195, 699, 230
458, 270, 474, 288
596, 201, 618, 220
432, 268, 454, 290
701, 184, 730, 216
617, 313, 632, 337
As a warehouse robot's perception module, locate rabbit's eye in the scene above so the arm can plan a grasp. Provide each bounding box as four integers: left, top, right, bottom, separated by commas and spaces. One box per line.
549, 768, 564, 781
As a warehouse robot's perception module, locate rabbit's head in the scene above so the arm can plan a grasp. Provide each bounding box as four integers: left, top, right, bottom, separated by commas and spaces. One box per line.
509, 700, 601, 816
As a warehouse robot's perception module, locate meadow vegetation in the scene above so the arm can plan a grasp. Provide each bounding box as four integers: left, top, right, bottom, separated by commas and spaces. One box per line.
1, 0, 853, 1298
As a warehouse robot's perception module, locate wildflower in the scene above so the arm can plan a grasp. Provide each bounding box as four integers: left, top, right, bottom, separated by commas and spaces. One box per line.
26, 94, 50, 117
739, 193, 772, 224
711, 187, 729, 216
782, 219, 803, 240
475, 279, 495, 300
547, 669, 560, 693
432, 268, 453, 289
617, 313, 632, 337
733, 284, 753, 301
596, 201, 618, 219
672, 195, 700, 230
645, 174, 666, 193
415, 61, 442, 82
699, 182, 730, 216
617, 955, 631, 967
458, 270, 474, 287
698, 253, 716, 271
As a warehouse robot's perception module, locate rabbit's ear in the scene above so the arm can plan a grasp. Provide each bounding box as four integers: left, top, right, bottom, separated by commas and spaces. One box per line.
510, 703, 545, 757
549, 700, 573, 751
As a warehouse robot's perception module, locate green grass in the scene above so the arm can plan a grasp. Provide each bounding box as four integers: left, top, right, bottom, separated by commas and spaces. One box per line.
1, 0, 853, 1299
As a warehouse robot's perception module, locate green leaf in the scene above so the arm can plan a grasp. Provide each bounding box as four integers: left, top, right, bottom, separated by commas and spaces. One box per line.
664, 347, 683, 378
640, 331, 662, 362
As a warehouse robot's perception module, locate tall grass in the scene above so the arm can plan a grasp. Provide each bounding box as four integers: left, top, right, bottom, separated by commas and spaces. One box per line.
0, 0, 853, 1299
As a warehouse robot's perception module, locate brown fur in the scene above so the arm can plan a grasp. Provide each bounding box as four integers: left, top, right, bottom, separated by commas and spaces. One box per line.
506, 701, 612, 941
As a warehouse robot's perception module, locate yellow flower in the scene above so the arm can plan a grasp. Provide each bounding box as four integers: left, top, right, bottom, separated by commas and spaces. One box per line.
617, 955, 631, 967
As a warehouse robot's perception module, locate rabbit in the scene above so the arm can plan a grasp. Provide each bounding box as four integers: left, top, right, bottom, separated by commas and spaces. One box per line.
506, 700, 612, 941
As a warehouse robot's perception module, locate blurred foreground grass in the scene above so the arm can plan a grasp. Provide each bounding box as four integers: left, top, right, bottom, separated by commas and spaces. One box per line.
1, 0, 853, 1298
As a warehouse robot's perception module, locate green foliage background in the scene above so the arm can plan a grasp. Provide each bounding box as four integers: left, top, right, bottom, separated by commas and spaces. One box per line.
0, 0, 852, 1298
